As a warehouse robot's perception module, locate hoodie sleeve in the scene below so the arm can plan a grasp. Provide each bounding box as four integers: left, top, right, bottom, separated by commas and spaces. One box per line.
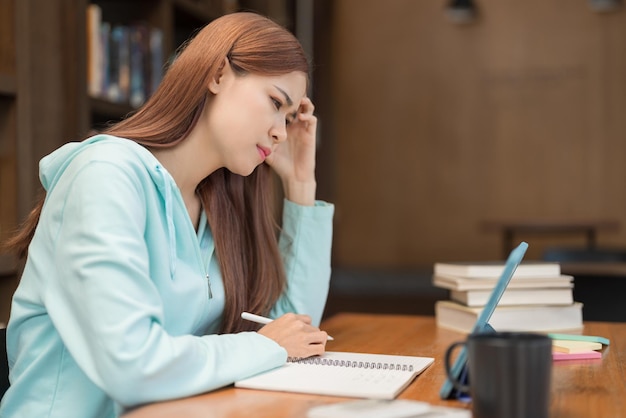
269, 199, 335, 326
45, 159, 287, 407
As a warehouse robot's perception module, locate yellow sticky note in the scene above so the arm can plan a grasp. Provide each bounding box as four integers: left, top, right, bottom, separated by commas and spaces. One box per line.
552, 340, 602, 353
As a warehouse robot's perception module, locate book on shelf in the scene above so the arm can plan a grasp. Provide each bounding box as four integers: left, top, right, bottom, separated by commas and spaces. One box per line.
99, 21, 111, 99
86, 4, 103, 98
129, 24, 149, 108
109, 25, 130, 103
234, 351, 434, 400
149, 27, 164, 96
433, 260, 561, 279
449, 286, 574, 307
433, 274, 573, 291
435, 300, 583, 333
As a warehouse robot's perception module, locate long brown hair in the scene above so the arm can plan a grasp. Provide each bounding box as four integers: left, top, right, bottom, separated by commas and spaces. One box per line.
3, 12, 310, 334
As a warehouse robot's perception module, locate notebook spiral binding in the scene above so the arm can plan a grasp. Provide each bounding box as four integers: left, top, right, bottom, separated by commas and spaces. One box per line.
287, 357, 415, 372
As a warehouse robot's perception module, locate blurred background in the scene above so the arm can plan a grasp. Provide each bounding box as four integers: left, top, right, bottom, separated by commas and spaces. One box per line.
1, 0, 626, 324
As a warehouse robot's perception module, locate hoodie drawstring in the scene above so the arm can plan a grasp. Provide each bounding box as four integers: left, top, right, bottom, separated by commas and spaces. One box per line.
156, 165, 177, 279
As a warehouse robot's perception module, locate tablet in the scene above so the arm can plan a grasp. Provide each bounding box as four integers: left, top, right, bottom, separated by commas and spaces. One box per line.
439, 241, 529, 399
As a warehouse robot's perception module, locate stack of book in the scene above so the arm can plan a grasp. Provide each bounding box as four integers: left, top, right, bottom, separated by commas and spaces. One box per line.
433, 260, 584, 333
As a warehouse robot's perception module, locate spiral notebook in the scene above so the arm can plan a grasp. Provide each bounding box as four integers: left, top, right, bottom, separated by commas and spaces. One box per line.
235, 351, 434, 399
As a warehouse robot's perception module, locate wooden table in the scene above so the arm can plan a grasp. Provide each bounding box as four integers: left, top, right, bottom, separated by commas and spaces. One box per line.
123, 313, 626, 418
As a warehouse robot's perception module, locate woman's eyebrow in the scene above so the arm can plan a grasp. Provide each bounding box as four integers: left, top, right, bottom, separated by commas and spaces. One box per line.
273, 85, 298, 121
273, 85, 293, 106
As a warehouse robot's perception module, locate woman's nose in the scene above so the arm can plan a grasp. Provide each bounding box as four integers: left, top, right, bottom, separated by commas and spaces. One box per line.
271, 120, 288, 143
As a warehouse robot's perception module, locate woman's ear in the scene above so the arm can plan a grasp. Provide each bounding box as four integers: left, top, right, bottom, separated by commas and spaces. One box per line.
209, 57, 231, 94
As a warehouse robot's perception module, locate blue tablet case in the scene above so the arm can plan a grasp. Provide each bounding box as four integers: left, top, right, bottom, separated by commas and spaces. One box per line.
439, 241, 529, 399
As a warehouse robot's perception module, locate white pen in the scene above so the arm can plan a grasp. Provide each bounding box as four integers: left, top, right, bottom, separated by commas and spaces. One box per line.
241, 312, 334, 341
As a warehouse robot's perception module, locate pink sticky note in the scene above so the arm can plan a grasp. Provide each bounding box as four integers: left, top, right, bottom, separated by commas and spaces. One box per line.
552, 351, 602, 361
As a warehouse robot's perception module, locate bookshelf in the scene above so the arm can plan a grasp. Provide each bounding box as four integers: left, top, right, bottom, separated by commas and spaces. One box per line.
0, 0, 297, 279
83, 0, 294, 129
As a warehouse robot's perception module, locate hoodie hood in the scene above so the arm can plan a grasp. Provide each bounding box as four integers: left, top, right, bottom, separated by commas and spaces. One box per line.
39, 134, 180, 277
40, 135, 166, 192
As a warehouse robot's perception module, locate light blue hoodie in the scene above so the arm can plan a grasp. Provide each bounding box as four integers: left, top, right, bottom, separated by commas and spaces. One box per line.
0, 135, 334, 418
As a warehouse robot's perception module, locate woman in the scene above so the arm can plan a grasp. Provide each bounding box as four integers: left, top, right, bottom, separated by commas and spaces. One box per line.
0, 12, 333, 418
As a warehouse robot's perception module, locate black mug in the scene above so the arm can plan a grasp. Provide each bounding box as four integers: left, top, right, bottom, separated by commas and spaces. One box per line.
444, 332, 552, 418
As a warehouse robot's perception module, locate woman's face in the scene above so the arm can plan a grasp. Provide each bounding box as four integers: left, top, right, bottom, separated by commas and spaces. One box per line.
204, 63, 307, 176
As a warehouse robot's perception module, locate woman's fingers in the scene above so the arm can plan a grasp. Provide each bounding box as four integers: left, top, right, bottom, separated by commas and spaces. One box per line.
257, 313, 327, 358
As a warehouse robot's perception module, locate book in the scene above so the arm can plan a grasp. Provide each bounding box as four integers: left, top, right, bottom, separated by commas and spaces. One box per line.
86, 4, 102, 98
107, 25, 123, 102
129, 24, 148, 107
149, 28, 164, 95
435, 300, 583, 333
234, 351, 434, 400
450, 286, 574, 307
433, 261, 561, 279
433, 274, 573, 291
99, 22, 111, 98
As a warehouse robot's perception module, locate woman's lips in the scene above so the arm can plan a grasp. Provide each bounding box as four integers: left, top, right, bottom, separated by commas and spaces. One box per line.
257, 145, 271, 160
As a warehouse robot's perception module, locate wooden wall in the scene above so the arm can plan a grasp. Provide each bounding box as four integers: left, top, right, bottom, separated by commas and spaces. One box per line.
324, 0, 626, 267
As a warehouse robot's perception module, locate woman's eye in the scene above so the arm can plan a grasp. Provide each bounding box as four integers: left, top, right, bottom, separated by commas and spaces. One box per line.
286, 118, 292, 127
271, 98, 282, 110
